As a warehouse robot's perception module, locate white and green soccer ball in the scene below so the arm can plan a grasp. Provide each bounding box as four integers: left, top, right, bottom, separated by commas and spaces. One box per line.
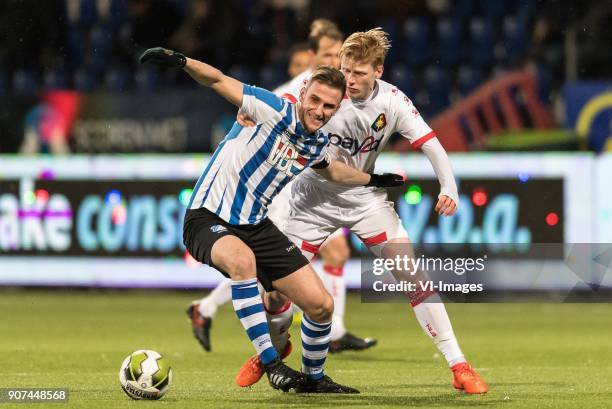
118, 349, 172, 400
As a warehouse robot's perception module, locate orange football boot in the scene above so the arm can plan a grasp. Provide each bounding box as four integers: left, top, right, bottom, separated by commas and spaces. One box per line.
451, 362, 488, 394
236, 338, 293, 387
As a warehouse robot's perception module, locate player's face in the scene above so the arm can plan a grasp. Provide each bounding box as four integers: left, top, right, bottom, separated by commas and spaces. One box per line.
341, 58, 383, 100
288, 50, 312, 79
298, 81, 343, 133
312, 37, 342, 69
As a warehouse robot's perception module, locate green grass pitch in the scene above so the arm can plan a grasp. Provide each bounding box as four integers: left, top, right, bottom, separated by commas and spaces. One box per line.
1, 290, 611, 408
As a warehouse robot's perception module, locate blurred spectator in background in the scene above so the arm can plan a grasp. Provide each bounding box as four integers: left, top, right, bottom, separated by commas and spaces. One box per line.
286, 43, 312, 78
114, 0, 181, 65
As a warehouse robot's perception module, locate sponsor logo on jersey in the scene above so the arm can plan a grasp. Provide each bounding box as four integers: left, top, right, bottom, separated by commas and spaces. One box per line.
266, 135, 309, 177
371, 113, 387, 132
286, 244, 296, 252
210, 225, 227, 233
329, 133, 382, 156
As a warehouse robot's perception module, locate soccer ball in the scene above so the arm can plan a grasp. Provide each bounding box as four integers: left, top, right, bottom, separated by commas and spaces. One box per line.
118, 350, 172, 400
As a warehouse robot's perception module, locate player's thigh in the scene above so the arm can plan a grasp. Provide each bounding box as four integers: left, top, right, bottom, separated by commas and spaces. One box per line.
350, 202, 410, 258
240, 218, 311, 292
183, 208, 255, 279
319, 229, 350, 266
210, 235, 257, 279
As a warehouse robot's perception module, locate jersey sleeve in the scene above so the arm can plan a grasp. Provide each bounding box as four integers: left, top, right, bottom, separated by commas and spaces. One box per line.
275, 73, 310, 102
240, 84, 286, 124
393, 90, 437, 149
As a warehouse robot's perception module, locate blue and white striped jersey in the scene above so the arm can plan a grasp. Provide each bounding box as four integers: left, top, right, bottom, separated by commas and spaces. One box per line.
187, 84, 330, 225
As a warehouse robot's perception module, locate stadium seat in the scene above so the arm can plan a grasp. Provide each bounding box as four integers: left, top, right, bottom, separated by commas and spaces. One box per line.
43, 69, 70, 90
450, 0, 476, 20
88, 25, 113, 72
377, 19, 400, 65
388, 64, 416, 98
457, 65, 483, 96
502, 16, 529, 64
66, 27, 84, 69
168, 0, 189, 17
478, 0, 510, 19
436, 18, 464, 67
104, 67, 131, 91
258, 64, 285, 91
73, 68, 98, 91
403, 18, 431, 66
107, 0, 128, 28
535, 64, 552, 104
424, 66, 451, 114
78, 0, 98, 27
12, 70, 39, 97
228, 65, 256, 85
135, 66, 161, 92
469, 18, 496, 66
0, 71, 8, 97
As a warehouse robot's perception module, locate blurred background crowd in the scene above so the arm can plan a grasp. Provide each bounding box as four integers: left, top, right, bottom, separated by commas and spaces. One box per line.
0, 0, 610, 154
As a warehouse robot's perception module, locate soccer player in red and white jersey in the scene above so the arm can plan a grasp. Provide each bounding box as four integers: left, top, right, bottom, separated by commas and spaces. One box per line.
236, 28, 489, 394
188, 19, 376, 357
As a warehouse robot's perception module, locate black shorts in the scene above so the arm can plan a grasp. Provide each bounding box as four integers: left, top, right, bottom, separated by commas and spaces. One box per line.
183, 207, 309, 291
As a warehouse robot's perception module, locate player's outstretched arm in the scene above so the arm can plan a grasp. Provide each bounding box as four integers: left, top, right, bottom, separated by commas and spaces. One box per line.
139, 47, 243, 107
420, 138, 459, 216
314, 160, 405, 187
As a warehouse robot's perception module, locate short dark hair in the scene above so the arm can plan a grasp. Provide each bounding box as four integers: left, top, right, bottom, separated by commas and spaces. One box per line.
308, 19, 343, 53
308, 66, 346, 97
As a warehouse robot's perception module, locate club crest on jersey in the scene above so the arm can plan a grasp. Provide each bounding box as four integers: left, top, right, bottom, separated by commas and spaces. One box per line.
210, 225, 227, 233
371, 113, 387, 132
267, 135, 308, 177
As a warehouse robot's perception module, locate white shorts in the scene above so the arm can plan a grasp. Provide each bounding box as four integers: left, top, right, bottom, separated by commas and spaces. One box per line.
282, 179, 409, 260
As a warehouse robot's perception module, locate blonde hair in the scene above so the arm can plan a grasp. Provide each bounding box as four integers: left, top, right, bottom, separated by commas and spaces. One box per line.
339, 28, 391, 67
308, 19, 343, 52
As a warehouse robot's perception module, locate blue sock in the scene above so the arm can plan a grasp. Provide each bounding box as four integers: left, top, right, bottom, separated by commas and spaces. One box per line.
231, 278, 278, 365
300, 314, 331, 380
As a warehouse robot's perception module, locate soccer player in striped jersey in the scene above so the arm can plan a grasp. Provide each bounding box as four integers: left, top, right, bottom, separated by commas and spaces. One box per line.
190, 19, 376, 357
235, 28, 489, 394
139, 47, 403, 393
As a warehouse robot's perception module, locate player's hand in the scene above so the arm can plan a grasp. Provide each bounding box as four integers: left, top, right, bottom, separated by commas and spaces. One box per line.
139, 47, 186, 68
435, 195, 457, 216
366, 173, 405, 188
236, 112, 256, 127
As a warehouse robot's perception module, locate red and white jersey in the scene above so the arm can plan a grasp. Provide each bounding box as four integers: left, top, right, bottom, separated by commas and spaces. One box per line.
272, 68, 312, 98
283, 78, 436, 194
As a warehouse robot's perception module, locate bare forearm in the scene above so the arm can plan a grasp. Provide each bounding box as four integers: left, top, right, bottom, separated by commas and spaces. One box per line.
183, 58, 223, 86
183, 58, 243, 106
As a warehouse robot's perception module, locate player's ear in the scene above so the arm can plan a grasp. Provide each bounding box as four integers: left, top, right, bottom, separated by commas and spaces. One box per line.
299, 85, 306, 103
375, 64, 384, 79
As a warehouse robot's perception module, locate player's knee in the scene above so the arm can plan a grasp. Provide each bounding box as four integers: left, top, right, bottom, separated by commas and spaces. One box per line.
320, 238, 350, 266
306, 293, 334, 322
264, 291, 289, 312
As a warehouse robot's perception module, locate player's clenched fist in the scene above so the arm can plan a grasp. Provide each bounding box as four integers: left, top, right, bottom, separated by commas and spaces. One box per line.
435, 195, 457, 216
139, 47, 187, 68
